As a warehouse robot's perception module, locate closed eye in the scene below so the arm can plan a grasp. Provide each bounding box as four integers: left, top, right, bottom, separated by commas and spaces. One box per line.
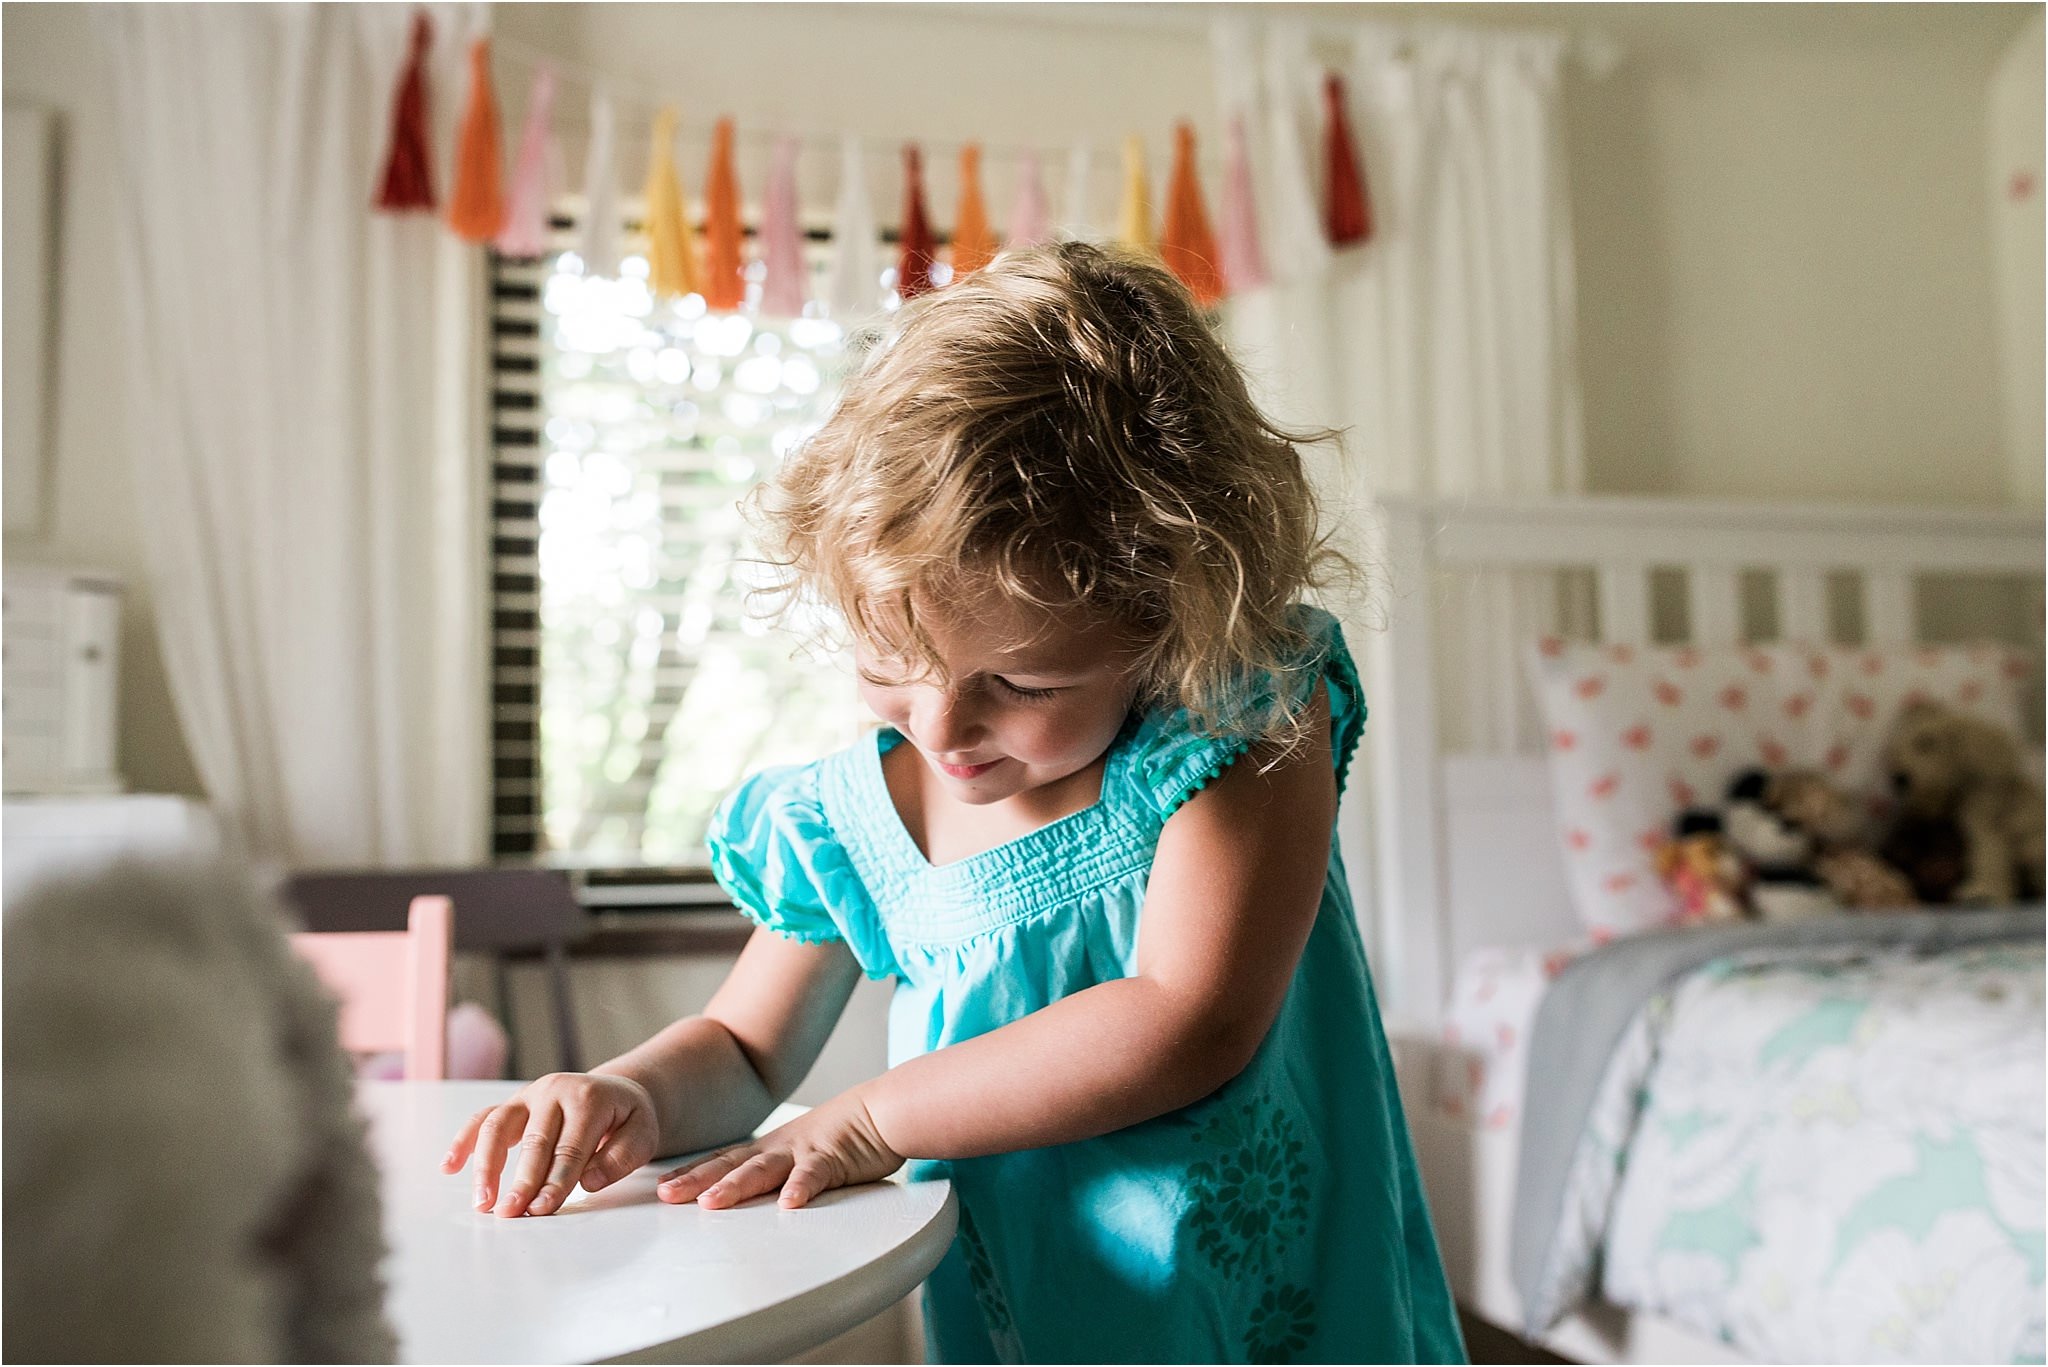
992, 676, 1062, 701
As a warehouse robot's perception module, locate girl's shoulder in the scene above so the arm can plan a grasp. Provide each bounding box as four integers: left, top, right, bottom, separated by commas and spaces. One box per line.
703, 745, 899, 979
1119, 604, 1365, 820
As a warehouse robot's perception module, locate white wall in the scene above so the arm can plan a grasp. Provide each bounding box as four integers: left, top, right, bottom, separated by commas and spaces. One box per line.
1988, 11, 2045, 506
2, 3, 203, 796
1562, 6, 2026, 506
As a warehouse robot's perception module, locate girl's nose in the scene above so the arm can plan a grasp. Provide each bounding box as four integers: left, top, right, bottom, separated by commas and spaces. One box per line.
913, 685, 983, 754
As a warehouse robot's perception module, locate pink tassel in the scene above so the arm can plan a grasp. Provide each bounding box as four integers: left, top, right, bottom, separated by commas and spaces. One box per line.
1007, 150, 1051, 249
494, 66, 557, 258
1218, 114, 1270, 293
759, 135, 809, 318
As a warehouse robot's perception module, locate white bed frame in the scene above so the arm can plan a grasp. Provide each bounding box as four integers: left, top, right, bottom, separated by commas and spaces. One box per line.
1345, 493, 2044, 1364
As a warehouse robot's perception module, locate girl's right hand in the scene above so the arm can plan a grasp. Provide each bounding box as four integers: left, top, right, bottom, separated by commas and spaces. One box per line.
441, 1072, 661, 1218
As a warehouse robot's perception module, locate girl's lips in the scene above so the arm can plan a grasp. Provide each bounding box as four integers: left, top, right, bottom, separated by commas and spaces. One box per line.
935, 757, 1002, 780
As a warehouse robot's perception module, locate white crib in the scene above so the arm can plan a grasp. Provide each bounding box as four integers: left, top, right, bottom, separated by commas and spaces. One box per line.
1344, 493, 2043, 1363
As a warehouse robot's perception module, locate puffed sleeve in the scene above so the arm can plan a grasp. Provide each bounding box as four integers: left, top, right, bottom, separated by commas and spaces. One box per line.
704, 764, 898, 979
1128, 605, 1367, 820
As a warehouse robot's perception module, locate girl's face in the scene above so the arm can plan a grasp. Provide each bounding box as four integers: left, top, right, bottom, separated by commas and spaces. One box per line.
854, 587, 1141, 807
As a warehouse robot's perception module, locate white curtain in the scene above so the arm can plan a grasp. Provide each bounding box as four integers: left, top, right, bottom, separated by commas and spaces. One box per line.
1214, 18, 1589, 984
1216, 17, 1587, 736
100, 3, 490, 868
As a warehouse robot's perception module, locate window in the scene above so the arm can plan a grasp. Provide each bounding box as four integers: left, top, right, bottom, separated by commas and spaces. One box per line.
489, 233, 869, 883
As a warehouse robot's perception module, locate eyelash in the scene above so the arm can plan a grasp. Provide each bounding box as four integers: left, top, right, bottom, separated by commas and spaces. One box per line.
858, 671, 1061, 701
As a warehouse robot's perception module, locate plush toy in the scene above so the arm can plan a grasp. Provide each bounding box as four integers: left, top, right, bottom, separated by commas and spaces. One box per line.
1879, 814, 1972, 904
1882, 699, 2045, 903
1765, 769, 1917, 909
1721, 769, 1839, 921
1654, 814, 1748, 927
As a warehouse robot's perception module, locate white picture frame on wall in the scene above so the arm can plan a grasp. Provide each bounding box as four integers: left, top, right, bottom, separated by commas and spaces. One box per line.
4, 102, 56, 536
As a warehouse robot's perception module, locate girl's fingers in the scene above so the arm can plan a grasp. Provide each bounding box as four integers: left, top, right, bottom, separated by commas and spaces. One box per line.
657, 1146, 751, 1204
526, 1107, 609, 1216
470, 1102, 531, 1212
779, 1160, 831, 1210
696, 1151, 794, 1209
497, 1102, 565, 1217
442, 1107, 494, 1172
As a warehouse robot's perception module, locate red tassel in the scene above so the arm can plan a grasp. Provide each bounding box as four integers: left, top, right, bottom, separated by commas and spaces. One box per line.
702, 118, 746, 311
374, 12, 437, 212
1322, 72, 1373, 247
897, 144, 936, 300
446, 37, 506, 241
1160, 123, 1225, 307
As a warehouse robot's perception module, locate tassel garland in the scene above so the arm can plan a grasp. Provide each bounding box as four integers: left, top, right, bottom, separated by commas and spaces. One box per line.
950, 144, 996, 278
1321, 72, 1373, 247
495, 66, 557, 258
373, 12, 437, 211
1159, 122, 1223, 306
367, 17, 1377, 313
643, 106, 701, 299
702, 118, 746, 311
758, 134, 809, 318
897, 144, 936, 300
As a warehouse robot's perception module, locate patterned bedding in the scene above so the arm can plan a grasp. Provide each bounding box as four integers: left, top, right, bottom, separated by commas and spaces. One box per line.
1535, 934, 2044, 1363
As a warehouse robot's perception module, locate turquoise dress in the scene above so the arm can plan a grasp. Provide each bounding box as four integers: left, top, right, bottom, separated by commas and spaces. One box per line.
706, 608, 1464, 1365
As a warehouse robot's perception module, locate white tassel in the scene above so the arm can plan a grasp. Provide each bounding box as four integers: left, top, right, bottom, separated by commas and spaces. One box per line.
579, 91, 622, 279
824, 133, 879, 319
1262, 21, 1333, 283
1060, 140, 1094, 241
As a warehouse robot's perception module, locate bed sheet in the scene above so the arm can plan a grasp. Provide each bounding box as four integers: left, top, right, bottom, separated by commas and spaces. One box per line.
1435, 941, 1591, 1130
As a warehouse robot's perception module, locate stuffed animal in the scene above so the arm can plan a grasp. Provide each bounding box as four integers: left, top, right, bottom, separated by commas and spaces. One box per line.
1880, 813, 1972, 904
1765, 769, 1916, 909
1654, 815, 1748, 927
1883, 700, 2045, 903
1720, 769, 1839, 921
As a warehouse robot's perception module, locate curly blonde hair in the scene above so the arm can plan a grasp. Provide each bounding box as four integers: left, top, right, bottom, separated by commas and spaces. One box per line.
755, 242, 1351, 745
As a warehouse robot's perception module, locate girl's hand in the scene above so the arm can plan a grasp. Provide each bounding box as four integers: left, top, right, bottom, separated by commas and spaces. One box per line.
657, 1089, 903, 1210
442, 1072, 661, 1218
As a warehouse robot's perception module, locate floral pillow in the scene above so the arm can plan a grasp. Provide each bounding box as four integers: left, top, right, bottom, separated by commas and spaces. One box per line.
1526, 639, 2031, 937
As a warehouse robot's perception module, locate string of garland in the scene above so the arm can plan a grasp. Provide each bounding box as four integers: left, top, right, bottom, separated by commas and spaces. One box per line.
369, 9, 1378, 316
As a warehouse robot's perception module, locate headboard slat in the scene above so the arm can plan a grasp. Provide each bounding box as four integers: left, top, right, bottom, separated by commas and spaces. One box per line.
1595, 563, 1650, 645
1778, 568, 1830, 642
1686, 565, 1743, 647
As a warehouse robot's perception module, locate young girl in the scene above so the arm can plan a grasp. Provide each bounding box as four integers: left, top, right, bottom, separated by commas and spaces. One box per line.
445, 243, 1464, 1364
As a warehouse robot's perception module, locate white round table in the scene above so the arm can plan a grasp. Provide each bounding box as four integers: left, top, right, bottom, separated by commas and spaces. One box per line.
360, 1081, 957, 1364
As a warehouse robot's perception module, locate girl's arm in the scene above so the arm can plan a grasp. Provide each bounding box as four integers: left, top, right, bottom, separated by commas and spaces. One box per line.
663, 689, 1335, 1208
446, 928, 861, 1217
601, 928, 865, 1152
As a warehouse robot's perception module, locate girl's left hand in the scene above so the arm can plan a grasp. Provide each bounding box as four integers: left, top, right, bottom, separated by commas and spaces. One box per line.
657, 1088, 905, 1210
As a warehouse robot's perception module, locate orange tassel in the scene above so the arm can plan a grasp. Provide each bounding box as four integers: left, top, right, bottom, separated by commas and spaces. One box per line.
702, 118, 746, 311
446, 37, 505, 241
373, 12, 436, 211
1160, 123, 1224, 306
950, 144, 996, 279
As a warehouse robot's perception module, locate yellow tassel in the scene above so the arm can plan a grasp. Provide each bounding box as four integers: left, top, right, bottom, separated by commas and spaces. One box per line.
643, 106, 700, 299
1117, 134, 1155, 255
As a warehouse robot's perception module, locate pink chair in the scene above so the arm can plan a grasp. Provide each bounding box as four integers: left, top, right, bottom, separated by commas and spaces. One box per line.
291, 894, 453, 1080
